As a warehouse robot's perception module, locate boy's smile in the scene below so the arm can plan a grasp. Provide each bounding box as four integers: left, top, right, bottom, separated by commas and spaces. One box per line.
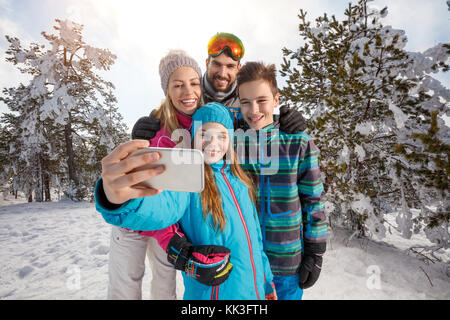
239, 79, 279, 130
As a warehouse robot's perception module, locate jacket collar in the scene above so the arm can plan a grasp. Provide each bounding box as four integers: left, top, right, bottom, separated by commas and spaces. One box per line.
202, 73, 238, 104
174, 109, 193, 130
209, 159, 230, 173
258, 122, 277, 133
241, 120, 279, 133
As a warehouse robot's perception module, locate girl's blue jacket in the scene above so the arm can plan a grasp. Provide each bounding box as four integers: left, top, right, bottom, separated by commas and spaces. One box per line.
95, 160, 274, 300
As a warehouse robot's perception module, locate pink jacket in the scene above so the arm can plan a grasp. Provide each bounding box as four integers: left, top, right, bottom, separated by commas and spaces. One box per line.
136, 110, 193, 250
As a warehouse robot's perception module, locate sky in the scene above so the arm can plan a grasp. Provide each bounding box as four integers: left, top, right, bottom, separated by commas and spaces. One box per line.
0, 0, 449, 132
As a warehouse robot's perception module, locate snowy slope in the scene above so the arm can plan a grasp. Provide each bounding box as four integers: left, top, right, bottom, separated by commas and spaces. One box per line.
0, 196, 448, 300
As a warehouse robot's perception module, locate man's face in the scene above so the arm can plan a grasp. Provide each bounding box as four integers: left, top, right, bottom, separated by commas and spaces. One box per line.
206, 53, 241, 92
239, 79, 279, 130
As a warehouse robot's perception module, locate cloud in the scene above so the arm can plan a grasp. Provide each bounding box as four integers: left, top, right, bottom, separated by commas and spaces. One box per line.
0, 1, 34, 115
369, 0, 449, 52
0, 0, 12, 13
0, 13, 20, 38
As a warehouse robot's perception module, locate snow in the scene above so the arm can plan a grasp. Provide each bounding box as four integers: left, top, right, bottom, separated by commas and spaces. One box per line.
355, 121, 374, 136
339, 144, 350, 165
388, 102, 408, 129
0, 194, 448, 300
57, 20, 82, 53
351, 193, 386, 239
354, 144, 366, 162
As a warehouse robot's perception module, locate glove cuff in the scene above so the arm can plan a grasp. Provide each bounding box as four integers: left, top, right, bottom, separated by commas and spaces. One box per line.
303, 241, 326, 256
166, 233, 193, 270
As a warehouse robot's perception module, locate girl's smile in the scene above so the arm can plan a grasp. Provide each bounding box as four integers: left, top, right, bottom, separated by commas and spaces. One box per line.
194, 122, 230, 164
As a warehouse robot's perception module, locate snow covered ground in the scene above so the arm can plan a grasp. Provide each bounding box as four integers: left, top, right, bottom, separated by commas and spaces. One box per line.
0, 194, 449, 300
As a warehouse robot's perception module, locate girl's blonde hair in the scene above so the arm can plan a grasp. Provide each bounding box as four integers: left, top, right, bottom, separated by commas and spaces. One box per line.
198, 139, 256, 232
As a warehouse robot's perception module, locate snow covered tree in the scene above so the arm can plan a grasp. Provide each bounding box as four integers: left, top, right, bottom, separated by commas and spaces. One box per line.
280, 0, 449, 252
1, 19, 128, 201
0, 122, 14, 197
0, 83, 55, 202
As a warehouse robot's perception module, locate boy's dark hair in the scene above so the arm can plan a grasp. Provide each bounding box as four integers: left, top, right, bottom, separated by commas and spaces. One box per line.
237, 62, 278, 96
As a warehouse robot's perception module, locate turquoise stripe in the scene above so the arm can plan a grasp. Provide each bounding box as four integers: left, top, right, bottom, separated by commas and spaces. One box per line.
265, 215, 302, 228
298, 157, 319, 172
265, 240, 302, 253
298, 183, 324, 196
303, 202, 325, 212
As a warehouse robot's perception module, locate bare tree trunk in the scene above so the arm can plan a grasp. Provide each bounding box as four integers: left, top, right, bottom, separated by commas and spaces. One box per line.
64, 113, 79, 199
44, 172, 51, 201
34, 154, 43, 202
40, 152, 51, 202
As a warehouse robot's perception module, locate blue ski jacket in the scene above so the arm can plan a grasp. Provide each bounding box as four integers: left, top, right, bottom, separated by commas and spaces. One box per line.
95, 160, 273, 300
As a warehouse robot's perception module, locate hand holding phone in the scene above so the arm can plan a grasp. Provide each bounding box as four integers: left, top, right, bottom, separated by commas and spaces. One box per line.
128, 147, 204, 193
100, 140, 165, 204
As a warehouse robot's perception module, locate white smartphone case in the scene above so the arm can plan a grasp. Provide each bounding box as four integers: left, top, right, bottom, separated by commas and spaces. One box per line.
129, 147, 204, 193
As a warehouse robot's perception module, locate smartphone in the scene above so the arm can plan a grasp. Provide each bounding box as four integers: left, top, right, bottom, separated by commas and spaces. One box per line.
128, 147, 204, 193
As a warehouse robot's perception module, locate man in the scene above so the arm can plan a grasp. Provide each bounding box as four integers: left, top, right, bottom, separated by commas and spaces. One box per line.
132, 32, 306, 140
202, 32, 242, 108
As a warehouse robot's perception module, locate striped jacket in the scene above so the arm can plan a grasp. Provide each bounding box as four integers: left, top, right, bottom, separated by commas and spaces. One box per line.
235, 122, 327, 276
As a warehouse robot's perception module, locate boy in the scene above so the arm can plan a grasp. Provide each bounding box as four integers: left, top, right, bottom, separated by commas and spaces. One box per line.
235, 62, 327, 300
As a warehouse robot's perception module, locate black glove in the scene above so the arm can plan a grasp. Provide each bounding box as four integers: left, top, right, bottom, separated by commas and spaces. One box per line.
236, 117, 248, 130
279, 105, 307, 133
167, 233, 233, 286
298, 242, 326, 289
131, 110, 161, 140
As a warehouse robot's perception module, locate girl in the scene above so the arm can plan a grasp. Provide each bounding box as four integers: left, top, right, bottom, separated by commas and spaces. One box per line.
96, 103, 276, 300
105, 50, 223, 300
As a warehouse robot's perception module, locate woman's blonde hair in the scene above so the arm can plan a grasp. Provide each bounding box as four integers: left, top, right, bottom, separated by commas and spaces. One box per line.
152, 95, 204, 136
198, 139, 256, 232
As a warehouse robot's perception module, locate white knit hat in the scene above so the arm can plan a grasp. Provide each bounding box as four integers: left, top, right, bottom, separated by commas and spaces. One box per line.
159, 49, 202, 96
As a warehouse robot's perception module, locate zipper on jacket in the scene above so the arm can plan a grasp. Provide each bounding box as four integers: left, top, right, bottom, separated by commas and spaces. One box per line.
220, 167, 260, 300
259, 174, 266, 247
210, 286, 219, 300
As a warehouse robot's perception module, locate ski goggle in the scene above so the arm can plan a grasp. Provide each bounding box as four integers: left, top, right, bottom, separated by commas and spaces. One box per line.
207, 33, 245, 61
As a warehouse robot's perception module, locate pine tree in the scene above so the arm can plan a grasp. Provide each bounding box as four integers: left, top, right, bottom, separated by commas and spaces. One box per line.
0, 122, 14, 197
280, 0, 449, 251
1, 19, 128, 201
1, 83, 55, 202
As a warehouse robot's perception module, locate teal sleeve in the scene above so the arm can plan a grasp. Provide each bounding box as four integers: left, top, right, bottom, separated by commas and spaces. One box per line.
94, 178, 190, 231
297, 137, 327, 244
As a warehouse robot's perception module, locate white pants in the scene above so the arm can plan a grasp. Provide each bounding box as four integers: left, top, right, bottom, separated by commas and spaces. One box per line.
107, 226, 177, 300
